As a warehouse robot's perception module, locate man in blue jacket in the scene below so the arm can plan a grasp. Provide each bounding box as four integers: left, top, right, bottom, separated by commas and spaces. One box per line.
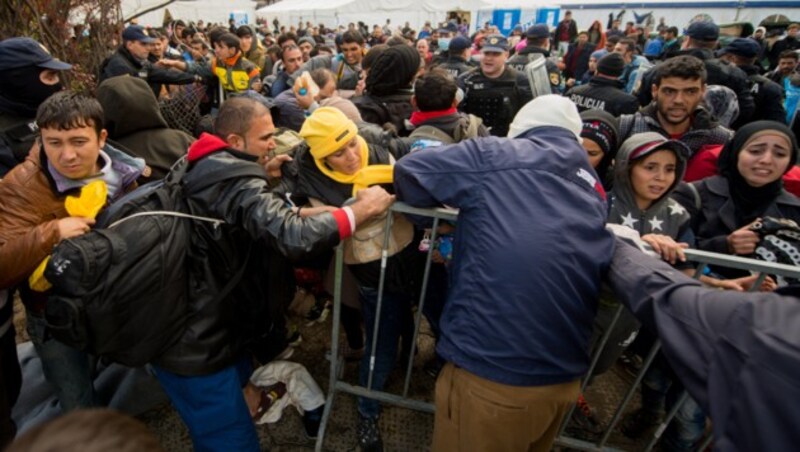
394, 95, 615, 451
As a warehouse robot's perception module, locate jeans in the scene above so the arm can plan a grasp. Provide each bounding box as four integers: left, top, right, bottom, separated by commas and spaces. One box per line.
641, 355, 706, 451
357, 286, 412, 419
26, 313, 96, 411
153, 358, 258, 452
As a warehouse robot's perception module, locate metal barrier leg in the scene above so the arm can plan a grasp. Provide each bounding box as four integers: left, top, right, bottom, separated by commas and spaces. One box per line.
598, 340, 662, 448
643, 390, 689, 452
366, 213, 395, 391
557, 304, 625, 439
403, 218, 440, 398
315, 245, 345, 452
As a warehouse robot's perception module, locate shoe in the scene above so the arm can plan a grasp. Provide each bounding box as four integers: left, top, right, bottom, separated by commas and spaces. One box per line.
570, 393, 604, 435
356, 415, 383, 452
621, 408, 662, 439
305, 297, 332, 325
303, 405, 324, 439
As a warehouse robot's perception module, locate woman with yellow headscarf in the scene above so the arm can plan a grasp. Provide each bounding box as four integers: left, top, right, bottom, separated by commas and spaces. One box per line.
292, 106, 419, 451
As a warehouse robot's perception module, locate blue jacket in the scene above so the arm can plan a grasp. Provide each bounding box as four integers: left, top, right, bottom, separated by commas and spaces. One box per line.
394, 126, 615, 386
608, 237, 800, 451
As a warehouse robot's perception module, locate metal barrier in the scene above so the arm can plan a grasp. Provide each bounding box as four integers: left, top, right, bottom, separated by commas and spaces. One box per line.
314, 202, 800, 451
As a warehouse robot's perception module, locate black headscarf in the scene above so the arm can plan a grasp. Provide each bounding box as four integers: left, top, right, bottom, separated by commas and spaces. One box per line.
718, 120, 799, 225
365, 45, 420, 97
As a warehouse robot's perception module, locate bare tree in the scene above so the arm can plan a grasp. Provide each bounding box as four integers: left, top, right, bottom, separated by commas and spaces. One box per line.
0, 0, 123, 92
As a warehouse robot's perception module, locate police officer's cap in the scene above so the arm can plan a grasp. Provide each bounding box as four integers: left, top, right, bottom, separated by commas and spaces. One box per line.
482, 34, 509, 53
122, 25, 156, 44
0, 37, 72, 71
526, 24, 550, 40
686, 21, 719, 41
717, 38, 760, 59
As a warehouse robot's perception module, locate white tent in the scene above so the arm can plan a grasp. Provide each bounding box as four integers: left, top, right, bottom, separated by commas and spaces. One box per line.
559, 0, 800, 32
256, 0, 485, 31
121, 0, 258, 27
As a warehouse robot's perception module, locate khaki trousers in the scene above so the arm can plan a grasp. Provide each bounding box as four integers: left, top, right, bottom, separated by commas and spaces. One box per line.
432, 362, 579, 452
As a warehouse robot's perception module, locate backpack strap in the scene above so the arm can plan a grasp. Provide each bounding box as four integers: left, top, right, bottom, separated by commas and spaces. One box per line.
409, 125, 456, 145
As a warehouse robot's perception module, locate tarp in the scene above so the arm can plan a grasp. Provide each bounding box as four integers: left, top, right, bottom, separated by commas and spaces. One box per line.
256, 0, 485, 30
122, 0, 258, 26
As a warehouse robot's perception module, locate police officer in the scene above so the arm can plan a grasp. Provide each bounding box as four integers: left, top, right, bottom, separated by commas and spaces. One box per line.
565, 53, 640, 116
718, 38, 786, 123
458, 35, 533, 137
99, 25, 200, 97
433, 36, 475, 79
0, 38, 72, 177
507, 24, 561, 94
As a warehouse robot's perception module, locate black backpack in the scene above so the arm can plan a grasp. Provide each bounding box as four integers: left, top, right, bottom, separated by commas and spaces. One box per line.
43, 157, 267, 367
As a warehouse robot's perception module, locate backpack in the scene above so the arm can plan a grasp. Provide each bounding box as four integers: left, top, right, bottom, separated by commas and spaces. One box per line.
43, 157, 268, 367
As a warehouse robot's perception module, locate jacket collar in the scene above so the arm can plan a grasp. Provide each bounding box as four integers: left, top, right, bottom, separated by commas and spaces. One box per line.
187, 133, 258, 163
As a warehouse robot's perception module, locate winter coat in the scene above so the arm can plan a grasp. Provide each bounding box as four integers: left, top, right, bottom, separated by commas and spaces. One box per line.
566, 76, 640, 116
564, 43, 595, 80
394, 126, 615, 386
672, 175, 800, 256
618, 104, 733, 159
154, 134, 343, 375
0, 145, 141, 314
295, 54, 361, 90
99, 46, 197, 97
96, 76, 194, 181
352, 91, 414, 136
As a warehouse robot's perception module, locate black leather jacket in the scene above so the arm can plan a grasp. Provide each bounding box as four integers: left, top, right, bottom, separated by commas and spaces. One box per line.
154, 148, 341, 375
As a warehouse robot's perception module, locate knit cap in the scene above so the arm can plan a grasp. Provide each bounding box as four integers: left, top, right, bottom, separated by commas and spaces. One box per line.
580, 110, 619, 156
299, 107, 357, 159
508, 95, 582, 141
596, 53, 626, 77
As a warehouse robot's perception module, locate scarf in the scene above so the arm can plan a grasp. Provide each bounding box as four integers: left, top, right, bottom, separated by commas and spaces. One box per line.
313, 135, 393, 196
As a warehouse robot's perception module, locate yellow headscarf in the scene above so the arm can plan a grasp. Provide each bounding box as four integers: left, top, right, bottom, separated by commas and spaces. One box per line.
299, 107, 394, 196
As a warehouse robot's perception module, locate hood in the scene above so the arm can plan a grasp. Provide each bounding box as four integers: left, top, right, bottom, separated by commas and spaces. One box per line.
611, 132, 688, 220
96, 76, 169, 138
187, 133, 230, 162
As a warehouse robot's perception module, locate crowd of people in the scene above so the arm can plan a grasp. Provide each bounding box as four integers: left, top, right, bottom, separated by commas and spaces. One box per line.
1, 9, 800, 452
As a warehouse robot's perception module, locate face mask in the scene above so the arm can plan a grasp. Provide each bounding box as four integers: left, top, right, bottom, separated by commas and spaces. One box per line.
0, 66, 63, 115
438, 38, 451, 51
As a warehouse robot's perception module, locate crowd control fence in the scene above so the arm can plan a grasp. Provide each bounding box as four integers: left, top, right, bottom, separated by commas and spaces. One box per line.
314, 202, 800, 452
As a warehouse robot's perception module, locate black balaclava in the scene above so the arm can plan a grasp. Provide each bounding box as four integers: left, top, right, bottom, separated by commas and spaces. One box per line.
718, 120, 799, 225
0, 66, 63, 117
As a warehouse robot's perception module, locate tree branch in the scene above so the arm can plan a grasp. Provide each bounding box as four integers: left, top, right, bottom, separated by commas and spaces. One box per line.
123, 0, 178, 23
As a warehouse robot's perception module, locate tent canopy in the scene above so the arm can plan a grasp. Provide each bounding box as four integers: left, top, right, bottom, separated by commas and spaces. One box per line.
122, 0, 257, 26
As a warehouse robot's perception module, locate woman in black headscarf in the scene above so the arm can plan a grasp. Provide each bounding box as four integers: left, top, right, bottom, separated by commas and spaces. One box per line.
673, 120, 800, 282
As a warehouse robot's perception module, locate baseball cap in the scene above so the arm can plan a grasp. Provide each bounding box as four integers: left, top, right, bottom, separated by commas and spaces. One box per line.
449, 36, 472, 52
686, 21, 719, 41
482, 34, 509, 53
717, 38, 761, 58
622, 132, 690, 162
526, 24, 550, 39
0, 37, 72, 71
122, 25, 156, 44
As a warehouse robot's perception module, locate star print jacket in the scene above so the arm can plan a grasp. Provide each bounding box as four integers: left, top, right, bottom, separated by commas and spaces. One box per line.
608, 132, 693, 247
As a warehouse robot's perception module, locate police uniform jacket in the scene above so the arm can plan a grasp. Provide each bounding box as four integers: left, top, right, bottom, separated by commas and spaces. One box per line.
565, 76, 640, 116
457, 66, 533, 137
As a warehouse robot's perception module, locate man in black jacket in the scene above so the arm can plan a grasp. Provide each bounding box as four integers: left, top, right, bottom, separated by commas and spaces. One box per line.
459, 35, 533, 137
636, 21, 755, 129
718, 38, 786, 123
99, 25, 199, 97
768, 23, 800, 70
151, 96, 394, 452
566, 52, 639, 116
432, 36, 474, 78
507, 24, 561, 93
